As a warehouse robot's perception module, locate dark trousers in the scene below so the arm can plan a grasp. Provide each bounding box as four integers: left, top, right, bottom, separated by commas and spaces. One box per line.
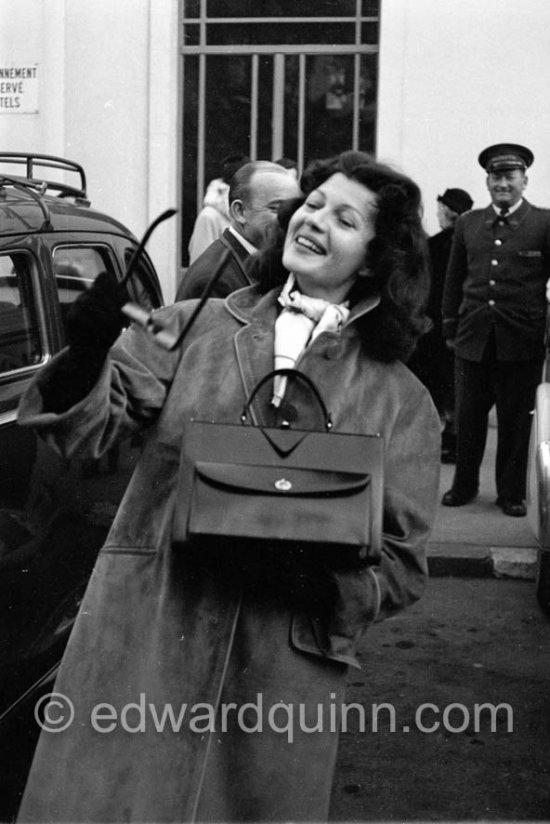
453, 339, 542, 502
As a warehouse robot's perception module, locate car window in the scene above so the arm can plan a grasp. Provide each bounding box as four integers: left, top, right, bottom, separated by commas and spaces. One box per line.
0, 252, 42, 378
120, 242, 163, 310
52, 245, 115, 336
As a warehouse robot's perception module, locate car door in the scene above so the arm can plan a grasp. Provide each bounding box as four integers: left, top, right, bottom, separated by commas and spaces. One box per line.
0, 235, 162, 817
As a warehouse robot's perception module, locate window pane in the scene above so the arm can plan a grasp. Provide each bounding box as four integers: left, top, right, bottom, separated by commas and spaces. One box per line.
182, 55, 199, 266
206, 22, 357, 45
361, 21, 379, 44
206, 0, 361, 16
304, 54, 355, 162
52, 245, 112, 338
181, 54, 252, 265
183, 0, 201, 17
359, 52, 377, 153
0, 253, 42, 376
362, 0, 380, 15
183, 24, 200, 46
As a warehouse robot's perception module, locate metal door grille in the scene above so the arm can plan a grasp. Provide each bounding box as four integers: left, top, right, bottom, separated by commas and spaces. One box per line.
180, 0, 380, 265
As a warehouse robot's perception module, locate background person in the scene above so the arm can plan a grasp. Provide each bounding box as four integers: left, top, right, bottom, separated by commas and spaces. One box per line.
410, 187, 473, 462
176, 160, 300, 300
17, 150, 440, 823
442, 143, 550, 516
187, 153, 249, 264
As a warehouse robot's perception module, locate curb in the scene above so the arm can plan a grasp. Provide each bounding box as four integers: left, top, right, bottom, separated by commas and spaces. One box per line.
427, 544, 538, 580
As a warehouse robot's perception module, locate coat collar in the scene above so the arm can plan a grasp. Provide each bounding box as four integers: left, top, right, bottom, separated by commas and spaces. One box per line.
220, 228, 254, 282
225, 284, 380, 329
224, 285, 381, 425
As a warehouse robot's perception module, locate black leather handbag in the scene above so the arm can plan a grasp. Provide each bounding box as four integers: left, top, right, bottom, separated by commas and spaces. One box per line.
172, 369, 384, 564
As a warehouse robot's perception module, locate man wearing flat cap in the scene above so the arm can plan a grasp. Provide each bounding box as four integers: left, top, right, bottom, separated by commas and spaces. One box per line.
442, 143, 550, 517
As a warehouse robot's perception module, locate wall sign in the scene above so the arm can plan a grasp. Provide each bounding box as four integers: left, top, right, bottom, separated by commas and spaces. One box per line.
0, 64, 38, 113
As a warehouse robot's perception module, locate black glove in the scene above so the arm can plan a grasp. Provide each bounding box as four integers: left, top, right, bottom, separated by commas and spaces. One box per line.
65, 271, 128, 358
40, 272, 128, 413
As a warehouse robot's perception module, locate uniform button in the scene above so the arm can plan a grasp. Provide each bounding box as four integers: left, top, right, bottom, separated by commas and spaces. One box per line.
489, 279, 496, 286
494, 239, 503, 246
491, 259, 498, 266
488, 300, 495, 306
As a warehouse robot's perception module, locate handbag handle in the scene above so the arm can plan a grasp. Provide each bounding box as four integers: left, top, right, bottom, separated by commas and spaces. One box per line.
240, 368, 333, 431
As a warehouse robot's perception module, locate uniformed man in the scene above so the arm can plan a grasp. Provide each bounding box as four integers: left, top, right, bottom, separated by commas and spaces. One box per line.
442, 143, 550, 516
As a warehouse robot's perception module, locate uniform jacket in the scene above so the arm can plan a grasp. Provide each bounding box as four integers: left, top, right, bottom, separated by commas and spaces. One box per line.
177, 227, 253, 301
17, 286, 440, 822
442, 200, 550, 361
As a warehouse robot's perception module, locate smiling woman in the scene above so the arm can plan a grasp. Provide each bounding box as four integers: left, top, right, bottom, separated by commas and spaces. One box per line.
17, 149, 439, 823
252, 149, 431, 363
282, 172, 377, 304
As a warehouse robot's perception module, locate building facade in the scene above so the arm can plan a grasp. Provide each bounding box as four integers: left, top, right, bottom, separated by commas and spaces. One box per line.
2, 0, 550, 301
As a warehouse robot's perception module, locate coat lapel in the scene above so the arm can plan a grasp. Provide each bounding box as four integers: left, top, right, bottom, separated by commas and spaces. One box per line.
227, 287, 279, 425
220, 228, 254, 283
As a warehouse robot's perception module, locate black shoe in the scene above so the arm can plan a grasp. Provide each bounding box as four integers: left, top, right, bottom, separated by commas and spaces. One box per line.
496, 498, 526, 517
442, 488, 478, 506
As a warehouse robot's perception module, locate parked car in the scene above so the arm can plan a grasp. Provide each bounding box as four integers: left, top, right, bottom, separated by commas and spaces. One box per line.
527, 312, 550, 618
0, 153, 164, 820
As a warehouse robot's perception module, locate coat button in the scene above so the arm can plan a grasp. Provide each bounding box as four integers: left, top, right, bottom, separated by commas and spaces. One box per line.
489, 279, 496, 286
491, 259, 498, 266
494, 239, 503, 246
488, 300, 495, 306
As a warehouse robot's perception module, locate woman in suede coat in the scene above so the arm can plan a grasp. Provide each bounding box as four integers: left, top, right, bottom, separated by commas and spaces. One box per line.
17, 151, 440, 823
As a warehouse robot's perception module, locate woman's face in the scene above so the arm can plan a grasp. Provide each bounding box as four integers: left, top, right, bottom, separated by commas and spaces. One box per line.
282, 172, 377, 304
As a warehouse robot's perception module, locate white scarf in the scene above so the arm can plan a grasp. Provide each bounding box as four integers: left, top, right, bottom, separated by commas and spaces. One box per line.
272, 274, 350, 406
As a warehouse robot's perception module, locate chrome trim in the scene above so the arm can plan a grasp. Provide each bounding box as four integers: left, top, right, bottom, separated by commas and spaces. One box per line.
0, 409, 18, 427
537, 441, 550, 549
0, 352, 50, 382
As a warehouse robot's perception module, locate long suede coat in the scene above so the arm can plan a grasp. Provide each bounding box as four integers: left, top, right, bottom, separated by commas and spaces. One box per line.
17, 286, 440, 823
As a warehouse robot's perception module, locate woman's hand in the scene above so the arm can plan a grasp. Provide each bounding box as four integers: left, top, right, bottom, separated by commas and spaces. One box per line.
65, 271, 128, 357
40, 273, 129, 414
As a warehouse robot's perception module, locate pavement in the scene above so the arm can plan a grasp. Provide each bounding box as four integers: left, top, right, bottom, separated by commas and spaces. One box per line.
427, 418, 539, 580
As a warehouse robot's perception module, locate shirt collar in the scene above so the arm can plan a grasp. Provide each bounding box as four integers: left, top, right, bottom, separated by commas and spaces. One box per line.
492, 198, 523, 217
228, 225, 258, 256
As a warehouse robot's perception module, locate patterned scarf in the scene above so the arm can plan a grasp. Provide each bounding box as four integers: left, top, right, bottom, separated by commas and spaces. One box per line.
271, 274, 350, 406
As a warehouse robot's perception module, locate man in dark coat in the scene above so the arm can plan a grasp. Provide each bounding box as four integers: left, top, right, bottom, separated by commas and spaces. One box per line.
176, 160, 300, 300
442, 143, 550, 516
410, 187, 473, 461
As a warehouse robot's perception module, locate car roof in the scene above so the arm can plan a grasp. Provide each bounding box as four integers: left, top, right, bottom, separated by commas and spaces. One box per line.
0, 185, 136, 238
0, 152, 137, 240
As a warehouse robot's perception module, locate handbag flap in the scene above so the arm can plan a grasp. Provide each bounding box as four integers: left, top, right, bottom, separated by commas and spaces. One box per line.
195, 461, 370, 497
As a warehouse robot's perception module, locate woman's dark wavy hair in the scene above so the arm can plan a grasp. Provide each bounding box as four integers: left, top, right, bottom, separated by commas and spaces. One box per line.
248, 150, 431, 362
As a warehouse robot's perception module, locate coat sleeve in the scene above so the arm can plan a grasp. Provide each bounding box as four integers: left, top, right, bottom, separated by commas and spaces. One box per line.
442, 215, 468, 340
17, 304, 190, 460
372, 382, 441, 620
291, 378, 441, 668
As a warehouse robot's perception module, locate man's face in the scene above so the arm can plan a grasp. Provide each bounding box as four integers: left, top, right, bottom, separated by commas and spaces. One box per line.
486, 168, 527, 210
239, 170, 300, 247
